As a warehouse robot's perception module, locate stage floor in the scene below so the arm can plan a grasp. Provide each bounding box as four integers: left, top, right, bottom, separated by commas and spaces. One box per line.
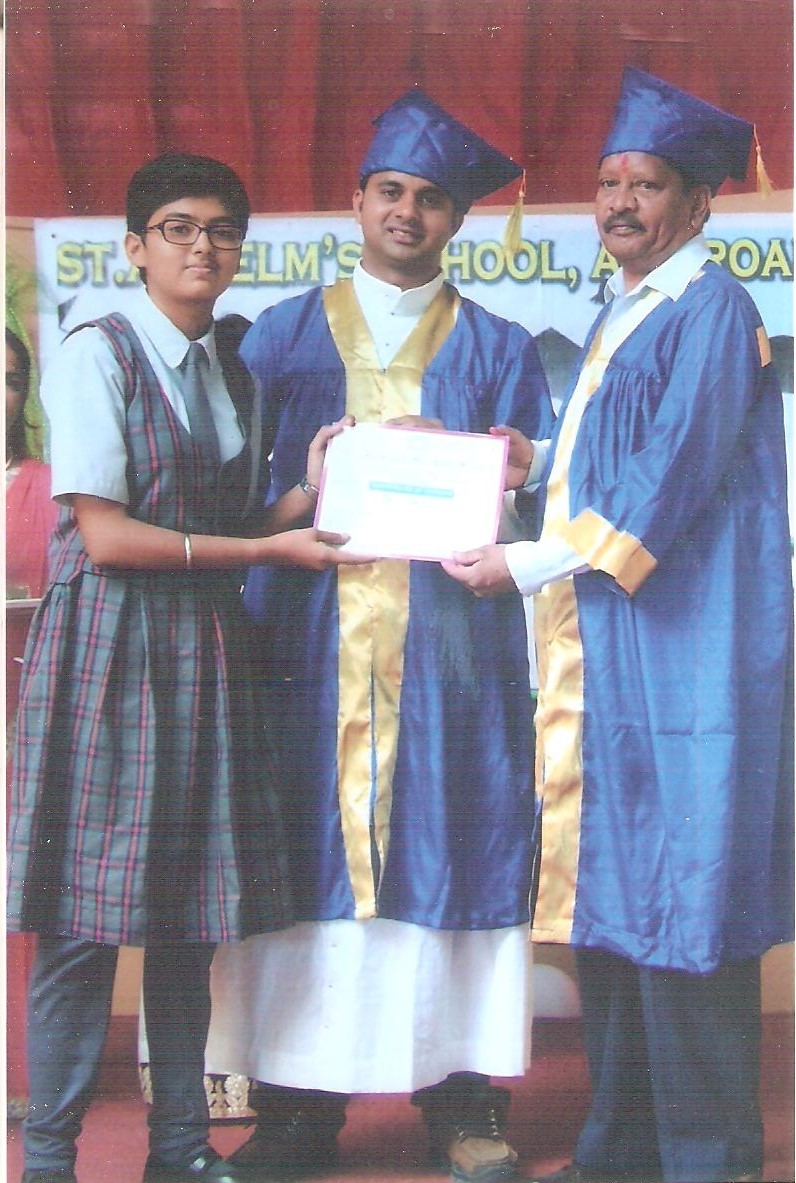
7, 1017, 794, 1182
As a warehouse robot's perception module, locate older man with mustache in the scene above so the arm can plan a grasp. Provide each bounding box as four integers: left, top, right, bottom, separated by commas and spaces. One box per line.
444, 68, 793, 1183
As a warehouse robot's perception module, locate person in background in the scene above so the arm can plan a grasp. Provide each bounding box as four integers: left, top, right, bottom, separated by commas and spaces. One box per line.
442, 68, 793, 1183
204, 91, 554, 1183
7, 152, 367, 1183
6, 328, 58, 598
5, 323, 59, 1134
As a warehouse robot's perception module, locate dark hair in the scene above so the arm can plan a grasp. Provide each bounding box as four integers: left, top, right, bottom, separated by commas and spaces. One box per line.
126, 153, 250, 235
6, 327, 33, 460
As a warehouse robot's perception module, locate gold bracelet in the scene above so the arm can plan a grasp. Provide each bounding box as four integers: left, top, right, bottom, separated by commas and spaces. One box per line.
183, 532, 193, 571
299, 475, 320, 499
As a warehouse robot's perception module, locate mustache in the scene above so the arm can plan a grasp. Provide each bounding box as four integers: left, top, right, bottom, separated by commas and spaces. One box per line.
604, 215, 644, 231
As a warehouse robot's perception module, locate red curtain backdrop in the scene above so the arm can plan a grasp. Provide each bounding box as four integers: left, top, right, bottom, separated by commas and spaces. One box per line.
6, 0, 793, 216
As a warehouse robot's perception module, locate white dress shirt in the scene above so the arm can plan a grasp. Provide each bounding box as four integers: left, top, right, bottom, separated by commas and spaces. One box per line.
43, 290, 244, 504
352, 260, 446, 368
505, 234, 712, 595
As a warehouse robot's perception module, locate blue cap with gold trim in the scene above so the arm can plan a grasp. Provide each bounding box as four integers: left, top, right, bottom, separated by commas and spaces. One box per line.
360, 89, 522, 211
600, 67, 754, 195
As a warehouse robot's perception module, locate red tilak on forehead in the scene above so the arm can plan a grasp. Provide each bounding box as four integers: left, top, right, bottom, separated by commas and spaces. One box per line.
619, 153, 630, 173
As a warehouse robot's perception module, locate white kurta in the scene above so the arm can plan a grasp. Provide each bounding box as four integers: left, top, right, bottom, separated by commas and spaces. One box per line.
205, 920, 532, 1093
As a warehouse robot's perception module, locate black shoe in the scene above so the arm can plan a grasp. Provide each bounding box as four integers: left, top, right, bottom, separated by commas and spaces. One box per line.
226, 1114, 340, 1177
226, 1083, 347, 1179
143, 1147, 248, 1182
21, 1172, 77, 1183
413, 1081, 521, 1182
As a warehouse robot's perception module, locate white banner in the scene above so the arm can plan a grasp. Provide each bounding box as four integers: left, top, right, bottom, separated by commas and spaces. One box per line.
34, 208, 793, 402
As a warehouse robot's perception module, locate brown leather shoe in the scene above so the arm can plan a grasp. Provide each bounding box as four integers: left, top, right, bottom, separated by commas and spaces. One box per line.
448, 1131, 519, 1182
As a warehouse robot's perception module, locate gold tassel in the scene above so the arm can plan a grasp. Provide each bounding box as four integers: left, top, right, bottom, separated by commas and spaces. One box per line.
502, 169, 526, 260
754, 127, 774, 198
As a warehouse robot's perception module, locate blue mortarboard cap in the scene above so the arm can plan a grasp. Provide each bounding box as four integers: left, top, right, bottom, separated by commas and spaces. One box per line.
360, 89, 522, 210
600, 67, 753, 194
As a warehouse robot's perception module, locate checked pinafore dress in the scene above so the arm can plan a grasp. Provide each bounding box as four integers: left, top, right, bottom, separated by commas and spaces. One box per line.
6, 314, 291, 946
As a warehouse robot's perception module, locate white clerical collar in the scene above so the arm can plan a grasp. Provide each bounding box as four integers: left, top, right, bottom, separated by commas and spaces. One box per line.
605, 234, 713, 306
353, 260, 446, 318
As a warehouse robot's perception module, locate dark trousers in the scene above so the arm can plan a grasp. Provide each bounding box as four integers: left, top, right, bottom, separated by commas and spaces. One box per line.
253, 1071, 489, 1113
24, 936, 215, 1172
574, 949, 763, 1183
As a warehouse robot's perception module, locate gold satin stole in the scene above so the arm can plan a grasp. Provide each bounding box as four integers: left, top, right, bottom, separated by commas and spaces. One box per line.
323, 278, 459, 918
532, 291, 666, 941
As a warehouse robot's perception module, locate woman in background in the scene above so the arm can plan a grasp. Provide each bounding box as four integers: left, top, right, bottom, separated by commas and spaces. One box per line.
6, 327, 58, 599
6, 328, 58, 1121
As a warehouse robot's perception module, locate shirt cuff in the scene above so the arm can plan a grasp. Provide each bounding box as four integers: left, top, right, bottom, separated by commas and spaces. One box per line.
522, 439, 551, 489
505, 536, 587, 596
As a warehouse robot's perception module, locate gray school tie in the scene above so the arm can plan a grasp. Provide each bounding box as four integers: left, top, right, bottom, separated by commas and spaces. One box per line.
181, 341, 220, 465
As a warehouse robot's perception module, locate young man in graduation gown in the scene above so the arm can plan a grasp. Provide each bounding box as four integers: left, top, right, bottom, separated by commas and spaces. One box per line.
204, 91, 554, 1183
443, 68, 793, 1183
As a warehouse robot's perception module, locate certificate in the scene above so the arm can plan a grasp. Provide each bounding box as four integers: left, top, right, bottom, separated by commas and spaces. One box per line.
315, 422, 508, 561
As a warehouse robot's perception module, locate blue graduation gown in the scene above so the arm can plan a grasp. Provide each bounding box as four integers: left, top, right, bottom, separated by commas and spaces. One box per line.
533, 261, 793, 973
241, 281, 553, 930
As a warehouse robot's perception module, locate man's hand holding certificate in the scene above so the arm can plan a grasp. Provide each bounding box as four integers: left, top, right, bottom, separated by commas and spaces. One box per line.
315, 422, 508, 561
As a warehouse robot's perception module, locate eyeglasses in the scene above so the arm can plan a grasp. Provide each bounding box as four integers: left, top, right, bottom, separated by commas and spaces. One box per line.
142, 218, 244, 250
